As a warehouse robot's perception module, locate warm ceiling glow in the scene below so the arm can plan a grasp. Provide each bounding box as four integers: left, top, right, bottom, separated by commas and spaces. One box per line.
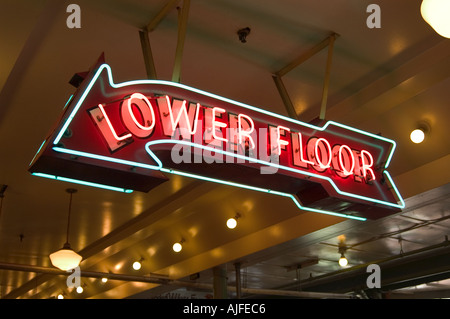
226, 217, 237, 229
114, 262, 123, 271
410, 128, 425, 144
49, 246, 82, 271
421, 0, 450, 38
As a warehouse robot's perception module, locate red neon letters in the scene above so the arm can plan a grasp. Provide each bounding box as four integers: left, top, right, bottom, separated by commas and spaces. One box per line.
89, 93, 376, 184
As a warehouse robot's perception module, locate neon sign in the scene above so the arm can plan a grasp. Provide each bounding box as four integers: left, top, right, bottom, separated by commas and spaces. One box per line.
29, 58, 404, 221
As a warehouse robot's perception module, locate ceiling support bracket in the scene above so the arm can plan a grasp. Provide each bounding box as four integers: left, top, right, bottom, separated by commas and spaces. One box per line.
147, 0, 181, 32
319, 33, 337, 120
172, 0, 190, 83
272, 75, 298, 119
272, 32, 338, 120
139, 28, 158, 80
139, 0, 185, 80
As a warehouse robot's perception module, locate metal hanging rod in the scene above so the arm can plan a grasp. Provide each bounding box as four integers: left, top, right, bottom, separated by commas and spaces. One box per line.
273, 32, 339, 121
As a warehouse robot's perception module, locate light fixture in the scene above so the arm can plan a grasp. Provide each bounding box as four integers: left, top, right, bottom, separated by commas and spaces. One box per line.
410, 121, 430, 144
410, 129, 425, 144
421, 0, 450, 38
101, 277, 108, 283
226, 213, 241, 229
338, 253, 348, 267
173, 238, 185, 253
132, 261, 141, 270
49, 189, 82, 271
338, 240, 348, 267
133, 258, 144, 270
57, 293, 64, 299
76, 286, 83, 294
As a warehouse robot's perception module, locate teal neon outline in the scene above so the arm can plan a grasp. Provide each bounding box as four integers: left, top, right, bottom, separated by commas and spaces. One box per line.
143, 140, 404, 210
51, 146, 365, 221
44, 63, 406, 220
32, 172, 133, 193
29, 139, 47, 167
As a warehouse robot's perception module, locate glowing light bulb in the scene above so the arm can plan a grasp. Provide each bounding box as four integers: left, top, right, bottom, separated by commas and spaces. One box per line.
421, 0, 450, 38
101, 277, 108, 283
132, 261, 142, 270
57, 294, 64, 299
410, 129, 425, 144
173, 242, 183, 253
76, 286, 83, 294
339, 255, 348, 267
226, 218, 237, 229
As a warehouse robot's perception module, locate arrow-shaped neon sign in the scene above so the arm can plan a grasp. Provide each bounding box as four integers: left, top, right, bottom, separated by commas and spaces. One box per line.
29, 59, 405, 221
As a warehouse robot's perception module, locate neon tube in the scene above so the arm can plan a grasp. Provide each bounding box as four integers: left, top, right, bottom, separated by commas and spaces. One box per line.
32, 172, 133, 193
51, 144, 367, 221
98, 104, 132, 141
338, 145, 355, 176
48, 63, 404, 218
142, 139, 405, 210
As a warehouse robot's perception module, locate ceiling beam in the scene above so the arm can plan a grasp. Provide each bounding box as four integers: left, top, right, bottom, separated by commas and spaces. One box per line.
283, 238, 450, 294
3, 180, 212, 299
325, 39, 450, 125
0, 261, 354, 299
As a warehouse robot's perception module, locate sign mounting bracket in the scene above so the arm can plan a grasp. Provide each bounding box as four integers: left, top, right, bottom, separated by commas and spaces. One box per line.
272, 32, 339, 120
139, 0, 189, 81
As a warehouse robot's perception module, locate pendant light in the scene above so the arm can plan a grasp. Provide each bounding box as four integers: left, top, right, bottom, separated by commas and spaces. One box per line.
338, 237, 348, 267
226, 213, 241, 229
49, 188, 82, 271
421, 0, 450, 38
338, 252, 348, 267
173, 238, 185, 253
410, 121, 430, 144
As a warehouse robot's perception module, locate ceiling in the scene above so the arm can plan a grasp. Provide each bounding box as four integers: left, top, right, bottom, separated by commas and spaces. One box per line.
0, 0, 449, 300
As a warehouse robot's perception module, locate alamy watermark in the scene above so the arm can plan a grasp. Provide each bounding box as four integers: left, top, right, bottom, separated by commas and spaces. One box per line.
65, 263, 382, 294
67, 4, 380, 30
169, 127, 281, 175
66, 4, 81, 29
66, 266, 81, 289
367, 4, 381, 29
366, 264, 381, 289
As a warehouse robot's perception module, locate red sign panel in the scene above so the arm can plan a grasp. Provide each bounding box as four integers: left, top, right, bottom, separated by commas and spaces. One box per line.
29, 58, 404, 221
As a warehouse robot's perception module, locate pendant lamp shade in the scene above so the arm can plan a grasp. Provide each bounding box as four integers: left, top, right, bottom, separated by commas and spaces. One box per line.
50, 243, 83, 271
421, 0, 450, 38
49, 189, 82, 271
